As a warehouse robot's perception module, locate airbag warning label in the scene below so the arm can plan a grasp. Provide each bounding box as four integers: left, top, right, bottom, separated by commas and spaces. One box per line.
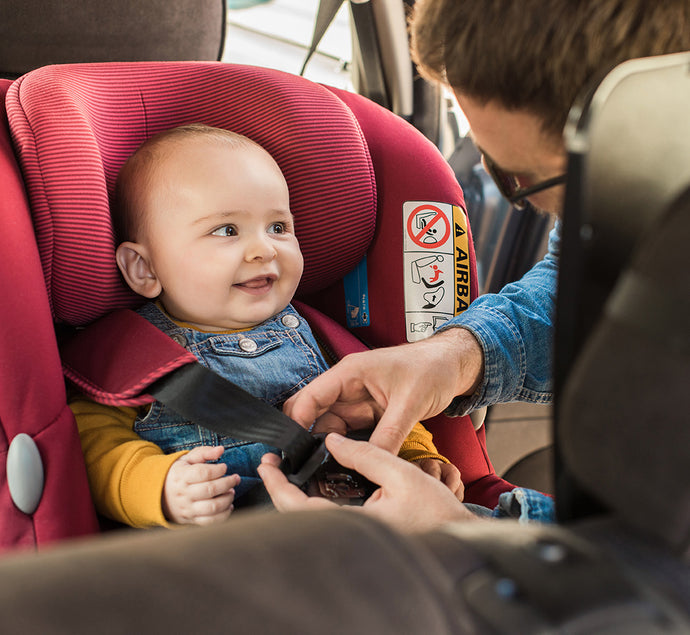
403, 201, 470, 342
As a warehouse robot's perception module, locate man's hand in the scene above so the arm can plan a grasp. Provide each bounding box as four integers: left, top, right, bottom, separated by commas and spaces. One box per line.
162, 445, 240, 526
283, 328, 484, 453
258, 434, 481, 533
414, 458, 464, 500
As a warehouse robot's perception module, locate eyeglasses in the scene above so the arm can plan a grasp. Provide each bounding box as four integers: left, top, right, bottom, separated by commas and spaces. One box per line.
483, 153, 567, 211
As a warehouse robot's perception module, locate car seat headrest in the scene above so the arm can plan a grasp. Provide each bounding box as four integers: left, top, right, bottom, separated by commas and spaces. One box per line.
6, 62, 376, 325
560, 187, 690, 554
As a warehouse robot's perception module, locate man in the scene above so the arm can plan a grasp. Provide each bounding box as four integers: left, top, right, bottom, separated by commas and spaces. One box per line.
259, 0, 690, 530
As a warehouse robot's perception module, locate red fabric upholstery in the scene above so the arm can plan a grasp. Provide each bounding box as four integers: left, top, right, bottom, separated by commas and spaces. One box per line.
7, 62, 376, 326
3, 63, 514, 548
61, 310, 197, 407
301, 86, 479, 348
0, 79, 98, 551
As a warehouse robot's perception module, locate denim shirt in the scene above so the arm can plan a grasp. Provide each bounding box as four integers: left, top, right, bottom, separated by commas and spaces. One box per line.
134, 302, 330, 499
466, 487, 555, 523
440, 221, 561, 416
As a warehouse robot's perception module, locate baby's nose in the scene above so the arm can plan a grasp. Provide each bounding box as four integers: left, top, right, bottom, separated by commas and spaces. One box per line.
246, 233, 276, 260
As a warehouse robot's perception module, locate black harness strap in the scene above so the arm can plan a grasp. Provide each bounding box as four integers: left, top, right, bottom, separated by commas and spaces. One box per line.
149, 362, 323, 478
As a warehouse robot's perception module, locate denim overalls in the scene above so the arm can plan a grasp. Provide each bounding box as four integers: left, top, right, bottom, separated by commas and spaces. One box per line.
134, 302, 330, 500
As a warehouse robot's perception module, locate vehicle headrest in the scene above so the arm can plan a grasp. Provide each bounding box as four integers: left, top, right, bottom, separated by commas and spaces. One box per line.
6, 62, 376, 325
559, 187, 690, 554
0, 0, 226, 79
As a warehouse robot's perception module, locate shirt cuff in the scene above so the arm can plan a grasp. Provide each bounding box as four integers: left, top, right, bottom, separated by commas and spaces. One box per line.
491, 487, 555, 523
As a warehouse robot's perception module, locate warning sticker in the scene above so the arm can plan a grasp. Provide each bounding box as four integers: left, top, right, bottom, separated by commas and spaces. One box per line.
403, 201, 471, 342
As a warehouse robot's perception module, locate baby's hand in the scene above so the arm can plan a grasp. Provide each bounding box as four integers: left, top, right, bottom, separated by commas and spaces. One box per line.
414, 458, 465, 501
162, 445, 240, 526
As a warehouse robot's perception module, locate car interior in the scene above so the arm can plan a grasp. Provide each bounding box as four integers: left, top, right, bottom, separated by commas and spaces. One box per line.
0, 1, 687, 632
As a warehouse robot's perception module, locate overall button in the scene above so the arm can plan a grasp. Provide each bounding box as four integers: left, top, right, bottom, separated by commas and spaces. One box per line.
171, 333, 187, 347
281, 314, 300, 328
239, 338, 258, 352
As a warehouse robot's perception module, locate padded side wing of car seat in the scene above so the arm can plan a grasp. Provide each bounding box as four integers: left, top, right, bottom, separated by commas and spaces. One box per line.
301, 85, 479, 348
0, 80, 98, 551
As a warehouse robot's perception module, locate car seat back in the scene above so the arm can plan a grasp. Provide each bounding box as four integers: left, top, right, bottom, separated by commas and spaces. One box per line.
561, 188, 690, 553
3, 62, 512, 548
0, 0, 225, 79
557, 52, 690, 553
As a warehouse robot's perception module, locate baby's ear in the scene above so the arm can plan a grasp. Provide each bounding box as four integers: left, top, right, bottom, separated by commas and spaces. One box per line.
115, 242, 162, 298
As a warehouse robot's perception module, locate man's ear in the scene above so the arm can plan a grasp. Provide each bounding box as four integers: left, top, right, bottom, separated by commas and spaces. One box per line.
115, 242, 162, 298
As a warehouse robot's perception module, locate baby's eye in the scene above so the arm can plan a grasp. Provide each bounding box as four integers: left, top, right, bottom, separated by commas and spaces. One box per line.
268, 222, 287, 234
211, 225, 236, 237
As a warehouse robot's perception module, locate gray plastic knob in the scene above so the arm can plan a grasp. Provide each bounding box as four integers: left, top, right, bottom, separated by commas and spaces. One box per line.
7, 433, 44, 515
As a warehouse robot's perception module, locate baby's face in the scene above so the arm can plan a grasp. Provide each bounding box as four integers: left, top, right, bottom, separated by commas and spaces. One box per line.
138, 137, 303, 331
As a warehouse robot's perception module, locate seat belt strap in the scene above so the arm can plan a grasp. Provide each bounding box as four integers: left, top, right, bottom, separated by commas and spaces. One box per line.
300, 0, 345, 76
302, 1, 390, 109
149, 362, 321, 475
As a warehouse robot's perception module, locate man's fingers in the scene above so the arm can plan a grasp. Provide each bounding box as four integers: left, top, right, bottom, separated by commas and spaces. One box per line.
310, 411, 348, 435
324, 434, 413, 489
257, 459, 309, 511
283, 374, 343, 428
258, 457, 335, 512
367, 403, 417, 453
261, 452, 282, 467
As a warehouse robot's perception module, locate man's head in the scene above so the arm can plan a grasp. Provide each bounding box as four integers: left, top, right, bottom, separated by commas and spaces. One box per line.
113, 124, 303, 331
410, 0, 690, 214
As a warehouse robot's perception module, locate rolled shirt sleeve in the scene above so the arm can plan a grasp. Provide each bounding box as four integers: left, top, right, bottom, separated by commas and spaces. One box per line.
439, 221, 561, 415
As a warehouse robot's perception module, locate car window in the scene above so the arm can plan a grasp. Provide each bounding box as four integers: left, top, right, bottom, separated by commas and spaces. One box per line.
224, 0, 353, 90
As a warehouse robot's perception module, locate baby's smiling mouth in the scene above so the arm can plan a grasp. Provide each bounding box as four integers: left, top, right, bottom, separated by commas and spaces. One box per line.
234, 275, 276, 294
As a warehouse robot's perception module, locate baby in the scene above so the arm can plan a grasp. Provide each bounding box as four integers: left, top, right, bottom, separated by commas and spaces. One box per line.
71, 124, 462, 528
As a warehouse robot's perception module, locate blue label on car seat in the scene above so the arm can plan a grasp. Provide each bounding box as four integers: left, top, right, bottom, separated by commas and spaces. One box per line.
344, 256, 370, 328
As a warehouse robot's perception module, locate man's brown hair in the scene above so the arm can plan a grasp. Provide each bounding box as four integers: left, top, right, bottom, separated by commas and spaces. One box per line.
410, 0, 690, 136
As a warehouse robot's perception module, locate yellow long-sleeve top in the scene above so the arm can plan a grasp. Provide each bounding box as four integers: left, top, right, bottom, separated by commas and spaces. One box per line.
71, 399, 448, 529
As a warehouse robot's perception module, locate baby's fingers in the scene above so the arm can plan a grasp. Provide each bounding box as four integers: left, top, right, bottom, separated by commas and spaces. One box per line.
184, 445, 226, 464
187, 474, 239, 503
190, 492, 236, 526
414, 458, 443, 480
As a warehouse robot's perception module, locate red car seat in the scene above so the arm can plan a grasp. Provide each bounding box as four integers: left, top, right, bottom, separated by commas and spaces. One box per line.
2, 61, 514, 550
